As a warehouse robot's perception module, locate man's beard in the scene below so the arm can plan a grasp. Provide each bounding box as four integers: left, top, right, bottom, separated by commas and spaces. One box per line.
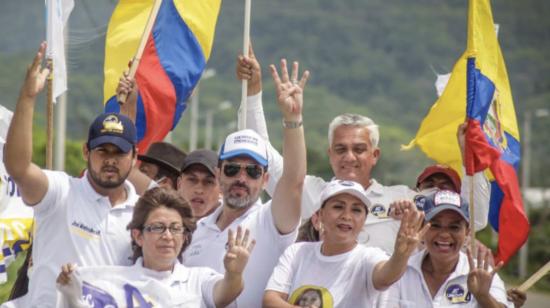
88, 161, 130, 189
224, 181, 259, 209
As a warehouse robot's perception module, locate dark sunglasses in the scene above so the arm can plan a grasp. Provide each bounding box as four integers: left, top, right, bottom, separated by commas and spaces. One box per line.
223, 162, 264, 179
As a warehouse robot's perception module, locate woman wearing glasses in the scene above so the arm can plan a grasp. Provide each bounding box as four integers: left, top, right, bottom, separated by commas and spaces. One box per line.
56, 187, 254, 307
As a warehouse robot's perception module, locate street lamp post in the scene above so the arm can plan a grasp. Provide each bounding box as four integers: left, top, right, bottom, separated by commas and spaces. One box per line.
189, 69, 216, 151
519, 108, 549, 279
205, 101, 231, 150
217, 121, 237, 152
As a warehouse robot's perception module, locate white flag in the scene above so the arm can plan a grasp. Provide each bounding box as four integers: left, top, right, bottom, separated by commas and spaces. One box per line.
46, 0, 74, 101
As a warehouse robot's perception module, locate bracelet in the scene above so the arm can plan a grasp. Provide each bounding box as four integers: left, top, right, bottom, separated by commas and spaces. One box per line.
282, 120, 303, 129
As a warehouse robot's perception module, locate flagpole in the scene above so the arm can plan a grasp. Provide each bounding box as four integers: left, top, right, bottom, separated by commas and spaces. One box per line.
117, 0, 163, 104
468, 139, 476, 255
46, 58, 54, 170
238, 0, 251, 130
518, 259, 550, 292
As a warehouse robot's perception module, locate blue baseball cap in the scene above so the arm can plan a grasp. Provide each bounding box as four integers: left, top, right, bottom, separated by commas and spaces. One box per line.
219, 129, 268, 167
414, 190, 470, 223
87, 113, 137, 153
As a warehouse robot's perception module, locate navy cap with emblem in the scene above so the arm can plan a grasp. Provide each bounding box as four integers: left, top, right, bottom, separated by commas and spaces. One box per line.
414, 190, 470, 223
87, 113, 137, 153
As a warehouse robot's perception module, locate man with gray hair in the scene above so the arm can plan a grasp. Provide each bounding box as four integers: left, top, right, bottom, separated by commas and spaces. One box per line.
236, 46, 489, 254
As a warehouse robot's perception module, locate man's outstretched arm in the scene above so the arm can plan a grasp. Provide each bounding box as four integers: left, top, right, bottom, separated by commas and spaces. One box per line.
4, 42, 50, 205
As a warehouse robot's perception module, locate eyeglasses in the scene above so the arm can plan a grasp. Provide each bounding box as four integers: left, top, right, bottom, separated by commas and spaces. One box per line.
223, 162, 264, 179
143, 223, 186, 235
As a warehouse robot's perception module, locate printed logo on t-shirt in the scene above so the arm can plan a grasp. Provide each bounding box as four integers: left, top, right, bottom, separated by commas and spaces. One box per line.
414, 195, 427, 211
186, 243, 202, 257
70, 220, 101, 240
445, 283, 471, 304
289, 285, 334, 308
370, 204, 387, 218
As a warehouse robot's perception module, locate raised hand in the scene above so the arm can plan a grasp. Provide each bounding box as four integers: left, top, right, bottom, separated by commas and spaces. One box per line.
388, 199, 413, 220
236, 44, 262, 95
56, 263, 76, 286
507, 288, 526, 308
393, 202, 429, 257
116, 72, 136, 101
467, 246, 504, 301
22, 42, 50, 99
224, 226, 255, 275
116, 71, 138, 122
270, 59, 310, 121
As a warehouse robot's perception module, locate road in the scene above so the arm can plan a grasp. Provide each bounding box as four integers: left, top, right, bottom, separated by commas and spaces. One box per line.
525, 291, 550, 308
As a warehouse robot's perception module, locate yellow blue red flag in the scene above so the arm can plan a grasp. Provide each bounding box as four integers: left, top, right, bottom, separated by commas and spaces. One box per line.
405, 0, 528, 264
103, 0, 221, 153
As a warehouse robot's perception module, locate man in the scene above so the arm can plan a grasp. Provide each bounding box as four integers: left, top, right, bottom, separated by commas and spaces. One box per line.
177, 149, 221, 218
3, 43, 139, 306
137, 141, 186, 190
183, 59, 308, 307
237, 44, 489, 254
416, 164, 462, 193
389, 164, 489, 232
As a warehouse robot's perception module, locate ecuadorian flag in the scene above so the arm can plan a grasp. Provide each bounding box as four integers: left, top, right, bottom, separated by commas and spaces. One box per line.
103, 0, 221, 153
404, 0, 528, 264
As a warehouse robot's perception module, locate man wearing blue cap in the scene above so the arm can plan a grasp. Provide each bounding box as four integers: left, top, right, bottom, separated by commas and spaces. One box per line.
3, 43, 139, 307
183, 59, 308, 307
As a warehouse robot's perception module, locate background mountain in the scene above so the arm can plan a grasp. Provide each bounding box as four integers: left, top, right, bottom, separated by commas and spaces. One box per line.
0, 0, 548, 186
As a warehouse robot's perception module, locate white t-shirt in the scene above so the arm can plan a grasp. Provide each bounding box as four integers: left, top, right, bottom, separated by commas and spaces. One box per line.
183, 200, 298, 307
27, 170, 138, 307
384, 249, 512, 307
57, 259, 223, 308
266, 242, 389, 307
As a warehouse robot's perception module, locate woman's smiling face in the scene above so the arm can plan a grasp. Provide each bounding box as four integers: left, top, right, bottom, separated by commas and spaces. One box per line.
424, 210, 469, 262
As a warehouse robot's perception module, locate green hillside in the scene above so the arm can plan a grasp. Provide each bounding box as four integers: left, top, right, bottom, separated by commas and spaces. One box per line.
1, 0, 548, 186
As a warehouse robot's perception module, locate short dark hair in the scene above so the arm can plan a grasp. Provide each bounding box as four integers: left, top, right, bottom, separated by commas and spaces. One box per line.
127, 187, 196, 263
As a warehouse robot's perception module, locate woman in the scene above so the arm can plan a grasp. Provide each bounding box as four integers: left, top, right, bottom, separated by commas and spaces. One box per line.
386, 189, 511, 307
57, 187, 254, 307
263, 179, 428, 307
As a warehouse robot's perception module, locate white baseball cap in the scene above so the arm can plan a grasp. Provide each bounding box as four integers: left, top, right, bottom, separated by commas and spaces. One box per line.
320, 180, 370, 209
219, 129, 268, 167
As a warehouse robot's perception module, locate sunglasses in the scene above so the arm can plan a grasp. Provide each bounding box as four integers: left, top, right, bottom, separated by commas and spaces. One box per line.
223, 162, 264, 179
143, 223, 186, 235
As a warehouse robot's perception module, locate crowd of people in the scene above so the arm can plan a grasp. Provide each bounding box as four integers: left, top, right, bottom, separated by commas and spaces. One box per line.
0, 41, 528, 307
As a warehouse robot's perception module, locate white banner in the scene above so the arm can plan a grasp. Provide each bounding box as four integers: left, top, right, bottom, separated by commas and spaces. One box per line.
56, 264, 214, 308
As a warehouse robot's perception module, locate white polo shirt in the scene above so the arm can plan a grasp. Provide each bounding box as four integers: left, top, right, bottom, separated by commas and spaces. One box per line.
27, 170, 138, 307
183, 199, 298, 307
385, 249, 512, 307
266, 242, 388, 307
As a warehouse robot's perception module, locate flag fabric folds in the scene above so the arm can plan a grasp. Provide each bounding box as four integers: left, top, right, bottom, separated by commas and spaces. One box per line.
405, 0, 528, 264
46, 0, 75, 101
104, 0, 221, 153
